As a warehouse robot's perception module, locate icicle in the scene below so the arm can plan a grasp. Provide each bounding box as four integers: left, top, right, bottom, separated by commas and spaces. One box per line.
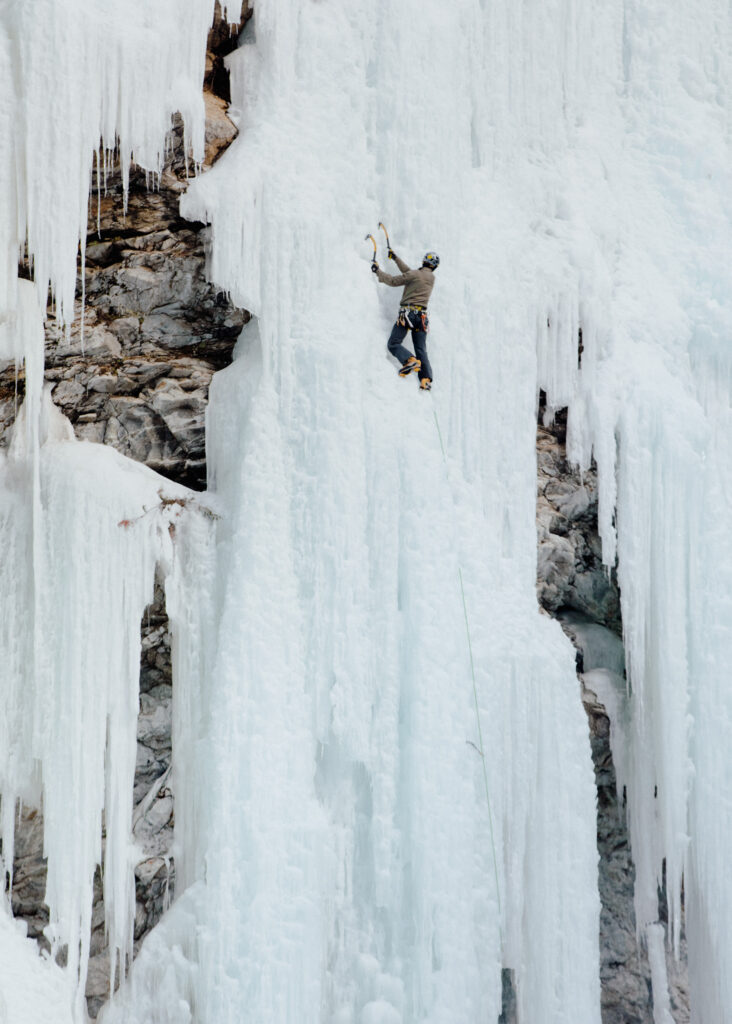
0, 0, 216, 331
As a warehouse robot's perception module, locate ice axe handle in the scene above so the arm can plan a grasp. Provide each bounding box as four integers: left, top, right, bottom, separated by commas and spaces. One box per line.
378, 221, 391, 250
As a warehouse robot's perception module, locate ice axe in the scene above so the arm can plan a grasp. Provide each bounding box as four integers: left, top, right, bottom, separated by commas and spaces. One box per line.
365, 233, 377, 260
378, 221, 393, 257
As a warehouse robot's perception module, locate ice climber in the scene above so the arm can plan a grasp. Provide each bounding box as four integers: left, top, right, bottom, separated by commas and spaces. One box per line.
371, 249, 440, 391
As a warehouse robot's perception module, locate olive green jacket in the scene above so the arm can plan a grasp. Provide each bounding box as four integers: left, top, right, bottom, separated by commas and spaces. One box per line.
376, 254, 435, 308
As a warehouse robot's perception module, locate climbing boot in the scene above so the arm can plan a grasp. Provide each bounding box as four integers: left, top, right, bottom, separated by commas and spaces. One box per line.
419, 378, 432, 391
398, 357, 421, 377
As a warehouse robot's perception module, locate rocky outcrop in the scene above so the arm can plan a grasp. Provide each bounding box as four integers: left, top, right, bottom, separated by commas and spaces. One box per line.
44, 185, 243, 491
2, 123, 246, 489
536, 412, 689, 1024
0, 4, 251, 492
536, 413, 620, 633
206, 1, 252, 103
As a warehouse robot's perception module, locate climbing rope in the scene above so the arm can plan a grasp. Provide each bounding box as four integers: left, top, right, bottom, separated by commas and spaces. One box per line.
433, 407, 503, 932
432, 408, 447, 461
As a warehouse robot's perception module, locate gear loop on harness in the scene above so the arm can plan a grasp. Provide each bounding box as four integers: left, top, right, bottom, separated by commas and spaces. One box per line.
398, 305, 430, 333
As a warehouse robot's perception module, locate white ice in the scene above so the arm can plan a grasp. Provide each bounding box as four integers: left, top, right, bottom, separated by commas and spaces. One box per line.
113, 1, 605, 1021
0, 285, 215, 1017
0, 2, 225, 1014
165, 0, 732, 1020
0, 910, 72, 1024
2, 0, 732, 1022
0, 0, 218, 330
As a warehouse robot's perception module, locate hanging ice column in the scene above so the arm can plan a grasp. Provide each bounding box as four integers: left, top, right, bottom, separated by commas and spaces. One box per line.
555, 3, 732, 1022
0, 1, 227, 1020
0, 283, 218, 1020
0, 0, 217, 330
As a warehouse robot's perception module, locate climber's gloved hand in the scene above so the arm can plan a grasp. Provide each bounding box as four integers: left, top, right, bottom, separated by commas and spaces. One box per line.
388, 248, 396, 261
371, 261, 379, 273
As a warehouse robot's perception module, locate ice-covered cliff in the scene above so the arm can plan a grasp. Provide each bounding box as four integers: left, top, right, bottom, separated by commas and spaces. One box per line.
0, 1, 730, 1022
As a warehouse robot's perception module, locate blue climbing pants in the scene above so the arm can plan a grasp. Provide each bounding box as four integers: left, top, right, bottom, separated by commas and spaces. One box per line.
387, 306, 433, 381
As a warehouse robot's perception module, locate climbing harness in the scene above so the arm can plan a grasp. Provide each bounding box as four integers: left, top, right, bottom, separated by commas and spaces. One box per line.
398, 306, 429, 332
433, 406, 504, 937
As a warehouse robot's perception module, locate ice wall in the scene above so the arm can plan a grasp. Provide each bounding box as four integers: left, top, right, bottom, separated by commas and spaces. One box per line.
2, 1, 730, 1023
165, 0, 730, 1020
558, 7, 732, 1022
0, 2, 225, 1020
111, 2, 603, 1022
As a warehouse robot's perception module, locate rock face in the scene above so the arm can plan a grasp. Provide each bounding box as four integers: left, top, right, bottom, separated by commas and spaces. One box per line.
2, 132, 246, 490
46, 181, 244, 492
536, 412, 689, 1024
536, 414, 620, 633
0, 3, 250, 492
4, 6, 251, 1018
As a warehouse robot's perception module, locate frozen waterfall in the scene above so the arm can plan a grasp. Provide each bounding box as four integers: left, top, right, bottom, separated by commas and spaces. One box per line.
0, 0, 731, 1022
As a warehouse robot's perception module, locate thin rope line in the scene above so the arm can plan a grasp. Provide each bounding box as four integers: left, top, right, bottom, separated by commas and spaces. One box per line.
433, 409, 446, 461
459, 565, 503, 927
433, 406, 503, 933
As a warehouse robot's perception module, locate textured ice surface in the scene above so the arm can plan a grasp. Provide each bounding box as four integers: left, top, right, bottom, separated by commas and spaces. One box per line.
157, 1, 732, 1020
1, 0, 731, 1022
0, 911, 72, 1024
120, 1, 602, 1021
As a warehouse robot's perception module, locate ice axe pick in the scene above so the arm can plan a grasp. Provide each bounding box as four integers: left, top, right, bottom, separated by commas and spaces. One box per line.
378, 221, 392, 255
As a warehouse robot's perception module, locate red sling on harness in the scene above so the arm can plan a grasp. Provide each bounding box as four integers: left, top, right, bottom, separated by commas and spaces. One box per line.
398, 306, 429, 332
